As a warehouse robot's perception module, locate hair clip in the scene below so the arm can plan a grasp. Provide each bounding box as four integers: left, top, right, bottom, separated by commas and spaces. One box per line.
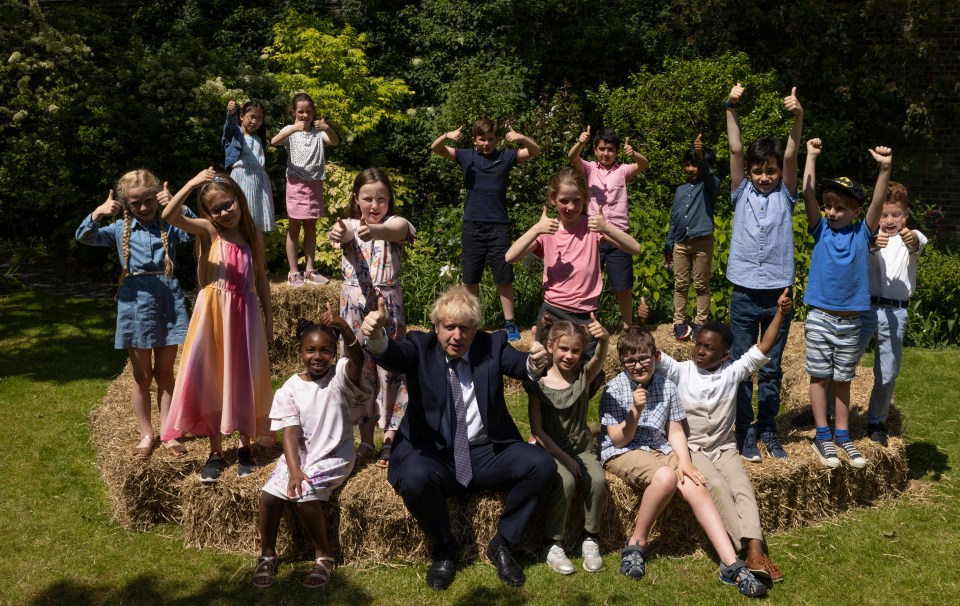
211, 176, 230, 184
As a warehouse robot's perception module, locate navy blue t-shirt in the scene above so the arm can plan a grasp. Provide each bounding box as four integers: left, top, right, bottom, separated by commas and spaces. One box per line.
455, 148, 519, 224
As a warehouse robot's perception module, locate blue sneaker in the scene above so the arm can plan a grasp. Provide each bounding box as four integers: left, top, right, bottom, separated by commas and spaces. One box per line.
691, 324, 703, 341
759, 429, 788, 459
739, 425, 761, 462
719, 560, 768, 597
504, 320, 521, 341
673, 323, 692, 341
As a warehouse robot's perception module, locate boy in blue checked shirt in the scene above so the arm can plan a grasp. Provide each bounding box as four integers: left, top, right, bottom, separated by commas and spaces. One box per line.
801, 139, 891, 469
599, 326, 767, 597
724, 83, 803, 462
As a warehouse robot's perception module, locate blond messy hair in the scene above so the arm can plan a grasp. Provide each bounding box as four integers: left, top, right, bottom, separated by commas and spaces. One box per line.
430, 285, 483, 329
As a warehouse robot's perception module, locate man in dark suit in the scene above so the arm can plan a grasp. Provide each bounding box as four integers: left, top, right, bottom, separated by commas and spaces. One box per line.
362, 285, 556, 590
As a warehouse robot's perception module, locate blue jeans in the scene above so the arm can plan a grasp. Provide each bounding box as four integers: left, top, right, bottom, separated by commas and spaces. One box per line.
859, 304, 906, 424
730, 286, 793, 433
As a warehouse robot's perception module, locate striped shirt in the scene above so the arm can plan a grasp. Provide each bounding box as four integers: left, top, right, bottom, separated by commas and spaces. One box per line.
599, 372, 684, 465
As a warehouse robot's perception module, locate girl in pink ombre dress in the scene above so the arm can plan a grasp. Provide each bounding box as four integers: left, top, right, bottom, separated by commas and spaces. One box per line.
161, 168, 274, 483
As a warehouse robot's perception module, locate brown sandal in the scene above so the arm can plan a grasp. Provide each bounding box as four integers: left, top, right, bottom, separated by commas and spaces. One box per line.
131, 436, 155, 459
303, 556, 334, 588
253, 555, 276, 588
162, 440, 187, 458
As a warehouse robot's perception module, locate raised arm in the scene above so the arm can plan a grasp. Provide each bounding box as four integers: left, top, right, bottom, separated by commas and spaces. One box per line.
584, 313, 610, 385
588, 208, 642, 256
726, 83, 745, 191
430, 127, 461, 162
505, 125, 541, 163
758, 289, 792, 356
694, 134, 720, 199
76, 190, 122, 246
803, 138, 823, 227
622, 136, 649, 177
222, 100, 240, 144
160, 167, 218, 238
783, 86, 804, 193
504, 205, 557, 264
567, 126, 590, 175
865, 147, 893, 232
356, 216, 412, 243
320, 302, 363, 382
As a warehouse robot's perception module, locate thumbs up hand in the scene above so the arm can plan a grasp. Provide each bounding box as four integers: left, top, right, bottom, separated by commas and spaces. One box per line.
528, 325, 550, 371
777, 288, 793, 315
157, 182, 171, 207
578, 125, 591, 145
329, 217, 350, 244
361, 293, 389, 340
357, 216, 373, 242
588, 206, 608, 233
537, 205, 560, 235
93, 189, 122, 221
636, 296, 650, 325
587, 312, 608, 342
784, 86, 802, 117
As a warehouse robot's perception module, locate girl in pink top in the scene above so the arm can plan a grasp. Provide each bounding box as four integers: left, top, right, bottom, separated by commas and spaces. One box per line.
506, 168, 640, 354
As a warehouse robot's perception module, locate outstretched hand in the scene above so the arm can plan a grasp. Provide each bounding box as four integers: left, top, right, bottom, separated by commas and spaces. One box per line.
868, 146, 893, 169
578, 125, 591, 145
784, 86, 802, 117
528, 325, 550, 371
536, 205, 560, 235
587, 312, 608, 342
361, 294, 388, 340
777, 287, 793, 315
727, 82, 744, 105
93, 189, 122, 221
636, 296, 650, 325
588, 207, 608, 233
158, 182, 171, 207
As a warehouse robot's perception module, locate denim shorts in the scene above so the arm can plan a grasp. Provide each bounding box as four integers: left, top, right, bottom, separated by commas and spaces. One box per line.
804, 307, 862, 382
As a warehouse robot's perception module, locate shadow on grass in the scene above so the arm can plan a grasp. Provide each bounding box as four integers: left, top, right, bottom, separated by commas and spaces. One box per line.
906, 441, 950, 481
28, 568, 375, 606
0, 291, 122, 382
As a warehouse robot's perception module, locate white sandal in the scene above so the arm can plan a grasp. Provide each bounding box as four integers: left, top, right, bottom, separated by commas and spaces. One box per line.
303, 556, 334, 588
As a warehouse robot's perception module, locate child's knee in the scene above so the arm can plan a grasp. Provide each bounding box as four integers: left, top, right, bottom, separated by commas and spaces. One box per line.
651, 466, 677, 491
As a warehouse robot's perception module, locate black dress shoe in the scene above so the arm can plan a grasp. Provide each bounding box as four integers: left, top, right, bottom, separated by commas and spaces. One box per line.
426, 552, 457, 590
486, 543, 525, 586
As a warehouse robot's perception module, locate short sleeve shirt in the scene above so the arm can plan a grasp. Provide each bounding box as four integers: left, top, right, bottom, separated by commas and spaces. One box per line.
455, 148, 518, 224
726, 179, 797, 289
868, 230, 927, 300
580, 161, 635, 231
599, 372, 684, 465
535, 218, 603, 313
803, 218, 873, 312
284, 129, 328, 181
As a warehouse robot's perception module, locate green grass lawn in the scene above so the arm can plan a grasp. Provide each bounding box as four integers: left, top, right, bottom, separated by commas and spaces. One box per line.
2, 290, 958, 605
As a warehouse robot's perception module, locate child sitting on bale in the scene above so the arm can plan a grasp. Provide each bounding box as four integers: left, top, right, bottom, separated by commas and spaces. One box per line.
598, 326, 767, 597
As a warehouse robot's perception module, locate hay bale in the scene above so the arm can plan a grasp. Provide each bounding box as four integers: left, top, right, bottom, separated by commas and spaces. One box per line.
89, 361, 196, 530
269, 280, 342, 377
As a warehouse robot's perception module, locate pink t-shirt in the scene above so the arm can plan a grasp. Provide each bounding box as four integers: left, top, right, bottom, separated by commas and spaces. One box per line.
535, 217, 603, 313
580, 161, 635, 231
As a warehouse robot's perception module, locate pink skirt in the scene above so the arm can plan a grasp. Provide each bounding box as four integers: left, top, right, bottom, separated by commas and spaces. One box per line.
285, 175, 324, 219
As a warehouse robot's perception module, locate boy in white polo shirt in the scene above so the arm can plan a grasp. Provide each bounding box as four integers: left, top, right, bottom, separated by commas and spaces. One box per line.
654, 290, 791, 584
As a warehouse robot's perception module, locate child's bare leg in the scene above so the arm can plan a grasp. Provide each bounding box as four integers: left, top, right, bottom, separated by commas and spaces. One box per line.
809, 377, 831, 427
382, 428, 397, 448
629, 466, 676, 546
678, 479, 738, 565
832, 380, 852, 431
210, 433, 223, 453
296, 501, 332, 561
497, 283, 516, 322
616, 289, 633, 329
153, 345, 180, 447
286, 218, 302, 274
302, 219, 318, 274
358, 422, 375, 458
128, 348, 156, 442
239, 433, 252, 448
259, 492, 286, 557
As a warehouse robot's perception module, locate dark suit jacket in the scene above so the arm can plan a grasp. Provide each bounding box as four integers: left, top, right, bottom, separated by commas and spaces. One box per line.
372, 329, 530, 486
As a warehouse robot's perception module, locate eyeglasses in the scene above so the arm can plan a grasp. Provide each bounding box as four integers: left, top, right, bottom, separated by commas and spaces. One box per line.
621, 355, 654, 368
208, 198, 237, 217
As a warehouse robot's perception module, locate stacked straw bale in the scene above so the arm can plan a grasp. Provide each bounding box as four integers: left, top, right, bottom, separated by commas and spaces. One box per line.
91, 281, 909, 561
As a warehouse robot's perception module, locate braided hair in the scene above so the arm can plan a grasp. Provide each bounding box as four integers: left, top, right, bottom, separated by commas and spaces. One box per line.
114, 169, 171, 285
296, 317, 340, 345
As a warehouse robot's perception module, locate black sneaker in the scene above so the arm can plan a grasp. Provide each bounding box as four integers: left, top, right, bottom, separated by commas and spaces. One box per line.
237, 446, 258, 477
758, 429, 788, 459
866, 422, 889, 446
810, 438, 840, 469
200, 451, 225, 483
739, 425, 761, 462
673, 323, 693, 341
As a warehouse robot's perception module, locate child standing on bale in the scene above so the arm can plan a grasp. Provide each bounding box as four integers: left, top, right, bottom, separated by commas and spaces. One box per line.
568, 126, 649, 328
75, 169, 193, 459
654, 294, 791, 584
802, 139, 891, 469
599, 327, 767, 597
431, 119, 541, 340
664, 134, 720, 342
725, 83, 803, 462
524, 314, 609, 575
858, 181, 926, 446
254, 309, 369, 589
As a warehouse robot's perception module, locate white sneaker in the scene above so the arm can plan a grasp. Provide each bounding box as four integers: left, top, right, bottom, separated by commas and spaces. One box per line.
581, 536, 603, 572
543, 543, 575, 575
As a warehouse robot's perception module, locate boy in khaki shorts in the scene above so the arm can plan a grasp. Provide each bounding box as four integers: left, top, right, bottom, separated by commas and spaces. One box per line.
599, 327, 767, 597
